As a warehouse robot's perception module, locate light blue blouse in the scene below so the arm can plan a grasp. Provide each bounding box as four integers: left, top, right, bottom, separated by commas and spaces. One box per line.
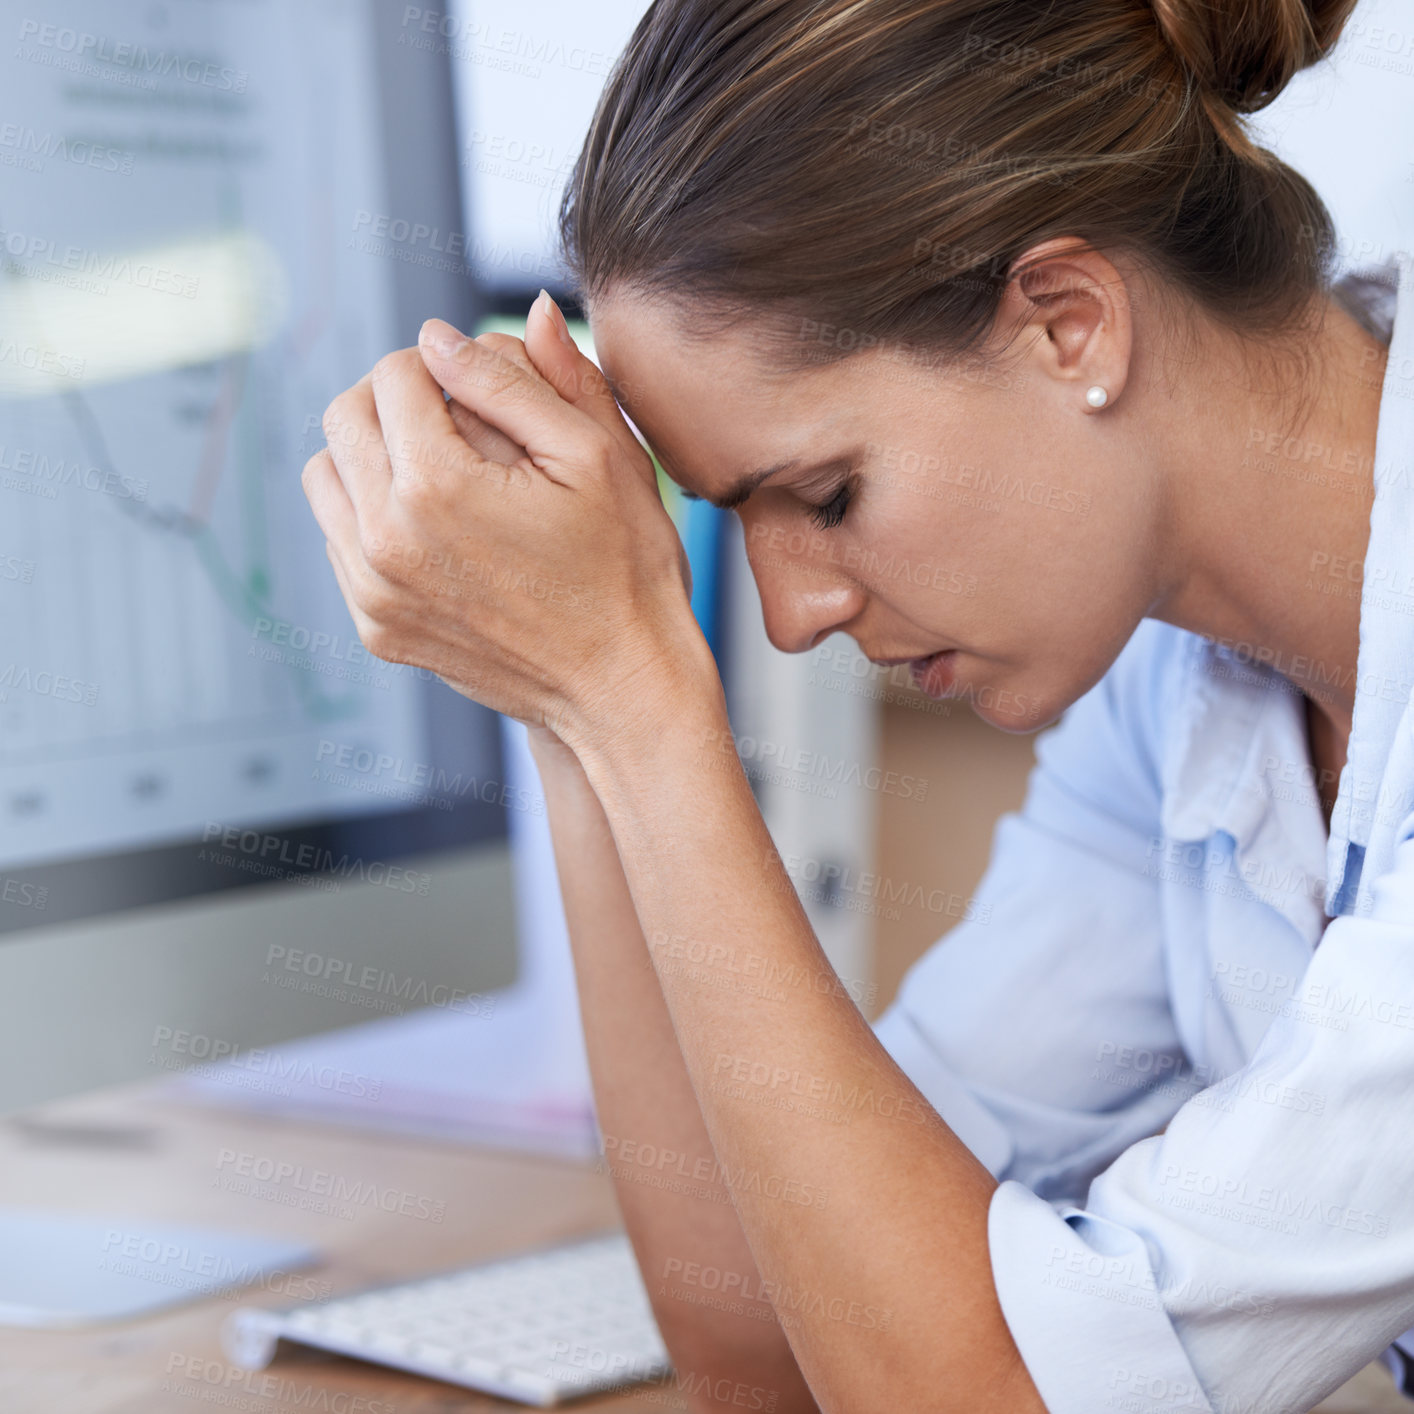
873, 251, 1414, 1413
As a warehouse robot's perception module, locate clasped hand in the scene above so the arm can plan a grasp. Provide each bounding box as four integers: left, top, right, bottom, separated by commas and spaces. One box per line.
301, 296, 704, 751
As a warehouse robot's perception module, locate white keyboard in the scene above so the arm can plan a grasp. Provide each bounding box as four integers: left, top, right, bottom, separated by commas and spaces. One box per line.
223, 1232, 671, 1407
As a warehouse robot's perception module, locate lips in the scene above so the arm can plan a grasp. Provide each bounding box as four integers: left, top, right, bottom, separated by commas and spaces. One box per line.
909, 650, 958, 700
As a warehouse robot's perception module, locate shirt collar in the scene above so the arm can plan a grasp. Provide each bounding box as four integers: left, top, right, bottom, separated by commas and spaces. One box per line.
1325, 250, 1414, 910
1156, 250, 1414, 937
1160, 637, 1329, 944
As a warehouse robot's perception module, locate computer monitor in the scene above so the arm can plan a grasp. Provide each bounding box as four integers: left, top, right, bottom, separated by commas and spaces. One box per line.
0, 0, 519, 1110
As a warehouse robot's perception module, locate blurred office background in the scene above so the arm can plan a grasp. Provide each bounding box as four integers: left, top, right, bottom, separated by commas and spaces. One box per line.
1, 0, 1411, 1133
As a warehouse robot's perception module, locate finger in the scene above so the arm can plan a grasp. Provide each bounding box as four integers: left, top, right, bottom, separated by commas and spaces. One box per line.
321, 375, 393, 510
417, 318, 599, 469
448, 397, 527, 466
323, 538, 384, 661
474, 329, 537, 370
453, 333, 547, 465
302, 447, 366, 567
305, 451, 395, 649
522, 290, 644, 463
366, 348, 471, 498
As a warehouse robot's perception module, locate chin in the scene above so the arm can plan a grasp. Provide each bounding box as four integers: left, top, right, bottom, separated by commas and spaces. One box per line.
969, 676, 1070, 735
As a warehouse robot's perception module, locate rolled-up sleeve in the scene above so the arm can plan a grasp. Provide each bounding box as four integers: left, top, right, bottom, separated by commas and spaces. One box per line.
992, 832, 1414, 1414
875, 624, 1414, 1411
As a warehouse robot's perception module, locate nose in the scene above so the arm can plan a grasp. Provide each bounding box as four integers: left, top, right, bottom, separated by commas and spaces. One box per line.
740, 515, 866, 654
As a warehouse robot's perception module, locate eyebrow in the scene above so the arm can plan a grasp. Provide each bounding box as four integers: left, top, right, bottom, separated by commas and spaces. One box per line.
706, 459, 801, 511
672, 452, 862, 510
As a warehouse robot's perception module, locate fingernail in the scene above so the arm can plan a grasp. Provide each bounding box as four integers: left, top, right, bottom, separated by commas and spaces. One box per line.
421, 318, 468, 359
538, 289, 575, 350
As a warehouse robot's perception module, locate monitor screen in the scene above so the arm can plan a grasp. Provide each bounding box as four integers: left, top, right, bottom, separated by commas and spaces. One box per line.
0, 0, 505, 935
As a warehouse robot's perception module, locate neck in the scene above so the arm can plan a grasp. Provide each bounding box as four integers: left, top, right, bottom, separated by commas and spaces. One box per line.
1148, 294, 1388, 740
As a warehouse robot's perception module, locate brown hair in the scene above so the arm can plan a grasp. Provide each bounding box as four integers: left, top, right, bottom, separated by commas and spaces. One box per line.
558, 0, 1359, 364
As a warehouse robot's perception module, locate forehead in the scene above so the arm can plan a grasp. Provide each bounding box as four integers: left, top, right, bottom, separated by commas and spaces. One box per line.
587, 293, 856, 484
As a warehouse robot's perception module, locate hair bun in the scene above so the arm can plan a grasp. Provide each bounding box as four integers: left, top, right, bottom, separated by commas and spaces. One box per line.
1150, 0, 1357, 115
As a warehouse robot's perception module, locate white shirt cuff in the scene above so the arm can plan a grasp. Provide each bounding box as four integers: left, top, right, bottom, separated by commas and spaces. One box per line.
988, 1179, 1215, 1414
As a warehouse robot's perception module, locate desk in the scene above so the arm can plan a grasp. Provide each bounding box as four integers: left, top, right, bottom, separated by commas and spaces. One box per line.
0, 1078, 1407, 1413
0, 1077, 645, 1413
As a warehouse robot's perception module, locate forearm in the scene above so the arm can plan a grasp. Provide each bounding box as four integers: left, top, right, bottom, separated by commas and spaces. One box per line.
567, 684, 1045, 1414
304, 310, 1040, 1411
530, 734, 819, 1414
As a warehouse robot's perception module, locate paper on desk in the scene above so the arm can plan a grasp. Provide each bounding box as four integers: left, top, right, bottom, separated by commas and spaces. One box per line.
177, 721, 600, 1161
175, 1004, 598, 1159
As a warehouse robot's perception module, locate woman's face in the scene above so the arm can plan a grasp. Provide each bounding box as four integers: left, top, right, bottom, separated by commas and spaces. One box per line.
589, 291, 1164, 733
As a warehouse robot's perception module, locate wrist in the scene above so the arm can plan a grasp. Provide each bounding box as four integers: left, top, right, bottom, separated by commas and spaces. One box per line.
558, 622, 728, 787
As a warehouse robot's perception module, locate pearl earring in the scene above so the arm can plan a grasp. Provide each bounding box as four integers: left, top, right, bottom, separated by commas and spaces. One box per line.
1085, 385, 1109, 409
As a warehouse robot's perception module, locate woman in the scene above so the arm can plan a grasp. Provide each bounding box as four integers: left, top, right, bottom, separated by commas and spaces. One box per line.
301, 0, 1414, 1408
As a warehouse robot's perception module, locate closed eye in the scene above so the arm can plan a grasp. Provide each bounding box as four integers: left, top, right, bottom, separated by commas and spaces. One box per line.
808, 479, 854, 530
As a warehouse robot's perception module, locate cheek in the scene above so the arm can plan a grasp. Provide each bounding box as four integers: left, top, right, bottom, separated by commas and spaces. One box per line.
863, 478, 960, 562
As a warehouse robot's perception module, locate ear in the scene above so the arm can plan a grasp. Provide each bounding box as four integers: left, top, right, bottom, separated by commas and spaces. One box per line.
999, 238, 1134, 411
